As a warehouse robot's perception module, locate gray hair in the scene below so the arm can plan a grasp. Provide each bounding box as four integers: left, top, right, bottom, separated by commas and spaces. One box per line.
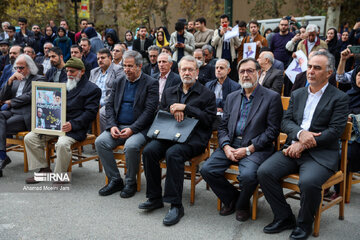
194, 48, 203, 56
237, 58, 261, 71
306, 24, 318, 33
201, 44, 213, 54
2, 22, 10, 28
178, 55, 199, 70
44, 42, 54, 48
262, 52, 274, 65
123, 50, 143, 66
216, 59, 230, 69
14, 54, 38, 75
158, 53, 172, 63
114, 44, 126, 54
309, 51, 335, 72
148, 45, 161, 54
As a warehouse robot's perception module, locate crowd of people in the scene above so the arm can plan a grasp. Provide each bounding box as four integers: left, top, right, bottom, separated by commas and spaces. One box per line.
0, 14, 359, 240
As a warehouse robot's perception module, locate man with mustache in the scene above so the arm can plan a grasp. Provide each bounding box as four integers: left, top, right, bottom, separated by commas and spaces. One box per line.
24, 57, 101, 183
0, 45, 23, 89
201, 58, 283, 222
139, 55, 216, 226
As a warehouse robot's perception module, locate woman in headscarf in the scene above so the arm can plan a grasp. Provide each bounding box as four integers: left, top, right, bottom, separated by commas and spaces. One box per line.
157, 26, 170, 41
124, 30, 134, 50
333, 66, 360, 199
104, 28, 120, 51
82, 27, 104, 53
326, 27, 340, 66
53, 27, 72, 61
155, 30, 169, 48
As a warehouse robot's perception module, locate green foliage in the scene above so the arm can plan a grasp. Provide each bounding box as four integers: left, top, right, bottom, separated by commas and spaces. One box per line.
247, 0, 286, 19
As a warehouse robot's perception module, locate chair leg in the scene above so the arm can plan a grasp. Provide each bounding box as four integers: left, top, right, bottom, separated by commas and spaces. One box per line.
345, 172, 353, 204
23, 142, 28, 173
136, 166, 141, 192
105, 176, 109, 185
339, 173, 346, 220
252, 185, 259, 220
217, 198, 221, 211
190, 167, 196, 205
98, 158, 103, 173
312, 190, 324, 237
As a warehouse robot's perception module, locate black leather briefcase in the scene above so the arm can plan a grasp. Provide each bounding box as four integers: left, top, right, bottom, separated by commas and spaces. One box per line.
147, 110, 199, 143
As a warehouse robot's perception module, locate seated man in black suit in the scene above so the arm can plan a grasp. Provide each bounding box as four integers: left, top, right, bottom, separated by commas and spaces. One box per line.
0, 54, 45, 177
201, 58, 283, 221
205, 58, 241, 129
153, 53, 181, 102
24, 58, 101, 183
142, 45, 160, 78
257, 50, 284, 94
139, 56, 216, 226
257, 51, 349, 240
95, 50, 159, 198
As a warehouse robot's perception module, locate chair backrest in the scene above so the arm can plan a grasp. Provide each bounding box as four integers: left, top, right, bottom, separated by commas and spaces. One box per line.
339, 122, 353, 173
281, 96, 290, 111
91, 109, 101, 137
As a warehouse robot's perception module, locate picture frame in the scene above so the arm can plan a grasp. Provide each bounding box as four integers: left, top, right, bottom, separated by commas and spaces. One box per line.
31, 81, 66, 136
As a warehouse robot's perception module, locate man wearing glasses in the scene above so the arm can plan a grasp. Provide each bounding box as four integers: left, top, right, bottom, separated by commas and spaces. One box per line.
201, 58, 283, 222
0, 54, 45, 177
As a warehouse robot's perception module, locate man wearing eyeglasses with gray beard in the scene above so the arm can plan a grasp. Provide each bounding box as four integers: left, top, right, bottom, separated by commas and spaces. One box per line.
201, 58, 283, 222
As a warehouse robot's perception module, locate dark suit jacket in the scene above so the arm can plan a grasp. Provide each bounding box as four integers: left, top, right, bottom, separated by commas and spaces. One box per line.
160, 82, 216, 151
67, 31, 75, 44
133, 38, 153, 59
66, 76, 101, 141
153, 71, 181, 94
218, 85, 283, 164
14, 29, 35, 48
205, 77, 241, 109
142, 63, 159, 77
0, 74, 45, 130
105, 73, 159, 136
282, 84, 349, 171
45, 67, 67, 83
0, 64, 13, 89
261, 66, 284, 94
273, 59, 284, 71
291, 71, 337, 92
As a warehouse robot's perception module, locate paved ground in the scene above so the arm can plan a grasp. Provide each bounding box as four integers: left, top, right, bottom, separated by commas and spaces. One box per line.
1, 148, 359, 240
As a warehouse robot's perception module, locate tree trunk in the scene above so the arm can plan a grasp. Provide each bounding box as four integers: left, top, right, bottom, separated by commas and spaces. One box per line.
326, 2, 341, 30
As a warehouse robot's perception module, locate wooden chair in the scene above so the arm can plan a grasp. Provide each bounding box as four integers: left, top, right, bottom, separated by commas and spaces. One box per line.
104, 145, 143, 192
209, 130, 219, 152
281, 122, 352, 237
345, 171, 360, 203
46, 111, 103, 173
160, 143, 210, 205
6, 131, 30, 172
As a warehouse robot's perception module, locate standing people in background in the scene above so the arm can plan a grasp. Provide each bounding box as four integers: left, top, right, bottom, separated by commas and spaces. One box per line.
0, 22, 10, 40
285, 26, 307, 54
270, 18, 295, 67
31, 25, 44, 54
133, 26, 153, 64
82, 27, 104, 54
59, 20, 75, 44
49, 20, 58, 34
187, 21, 196, 35
41, 25, 56, 49
296, 24, 327, 57
170, 21, 195, 63
326, 27, 340, 67
155, 30, 169, 48
194, 17, 214, 49
87, 22, 102, 40
53, 27, 72, 62
14, 17, 35, 48
124, 30, 134, 50
75, 19, 88, 44
237, 21, 249, 43
104, 29, 120, 51
237, 20, 268, 63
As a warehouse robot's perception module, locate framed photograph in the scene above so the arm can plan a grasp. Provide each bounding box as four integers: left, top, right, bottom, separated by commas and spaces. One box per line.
31, 81, 66, 136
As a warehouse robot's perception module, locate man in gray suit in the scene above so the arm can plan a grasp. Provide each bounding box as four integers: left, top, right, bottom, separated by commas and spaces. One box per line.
258, 51, 349, 240
257, 50, 284, 94
0, 54, 45, 176
95, 50, 158, 198
89, 48, 123, 132
201, 58, 283, 222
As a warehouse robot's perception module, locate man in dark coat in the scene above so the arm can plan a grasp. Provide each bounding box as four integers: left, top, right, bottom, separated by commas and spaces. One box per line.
24, 57, 101, 182
138, 56, 216, 226
201, 58, 283, 222
0, 54, 45, 177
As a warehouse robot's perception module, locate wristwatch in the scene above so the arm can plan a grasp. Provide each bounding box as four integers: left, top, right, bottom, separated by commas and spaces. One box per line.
246, 147, 251, 156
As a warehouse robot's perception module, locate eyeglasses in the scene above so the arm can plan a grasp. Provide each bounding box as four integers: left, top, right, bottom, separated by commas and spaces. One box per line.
14, 66, 25, 70
239, 68, 256, 75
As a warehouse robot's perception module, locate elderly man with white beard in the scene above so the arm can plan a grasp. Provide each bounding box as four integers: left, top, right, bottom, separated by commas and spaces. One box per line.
139, 55, 216, 226
201, 58, 283, 222
24, 57, 101, 184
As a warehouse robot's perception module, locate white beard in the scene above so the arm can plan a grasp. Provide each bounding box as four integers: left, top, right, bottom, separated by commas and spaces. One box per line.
181, 76, 196, 85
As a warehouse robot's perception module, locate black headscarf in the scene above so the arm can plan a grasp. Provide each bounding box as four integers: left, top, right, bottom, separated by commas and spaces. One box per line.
327, 28, 339, 57
347, 66, 360, 114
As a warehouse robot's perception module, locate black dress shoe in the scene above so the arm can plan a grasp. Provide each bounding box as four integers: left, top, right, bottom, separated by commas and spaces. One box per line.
120, 184, 137, 198
0, 156, 11, 170
289, 226, 311, 240
0, 170, 2, 177
236, 209, 250, 222
263, 215, 296, 234
138, 199, 164, 210
98, 178, 124, 196
220, 199, 236, 216
163, 206, 184, 226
